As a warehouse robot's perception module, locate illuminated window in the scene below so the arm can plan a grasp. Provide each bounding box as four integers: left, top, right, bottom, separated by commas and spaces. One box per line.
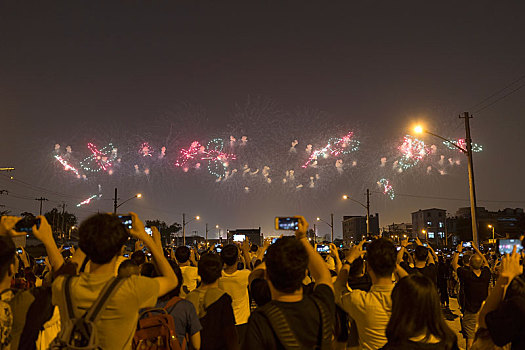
428, 232, 435, 238
439, 222, 443, 228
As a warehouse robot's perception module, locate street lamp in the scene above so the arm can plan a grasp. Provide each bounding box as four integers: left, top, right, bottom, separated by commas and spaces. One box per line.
113, 188, 142, 213
316, 214, 334, 242
414, 113, 479, 248
342, 189, 371, 238
182, 213, 200, 245
488, 224, 495, 242
422, 229, 427, 241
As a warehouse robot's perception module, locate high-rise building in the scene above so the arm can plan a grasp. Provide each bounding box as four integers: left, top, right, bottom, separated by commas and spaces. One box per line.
411, 208, 447, 244
342, 214, 379, 245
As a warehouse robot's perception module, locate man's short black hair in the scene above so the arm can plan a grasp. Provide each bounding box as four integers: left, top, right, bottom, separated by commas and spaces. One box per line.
0, 236, 16, 281
198, 253, 223, 285
265, 237, 308, 293
220, 244, 239, 266
78, 214, 128, 265
117, 259, 140, 277
366, 238, 397, 278
175, 246, 190, 263
414, 246, 429, 262
131, 250, 146, 266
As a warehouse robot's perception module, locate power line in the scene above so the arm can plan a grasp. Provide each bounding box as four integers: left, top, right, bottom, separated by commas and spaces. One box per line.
469, 74, 525, 110
473, 82, 525, 114
371, 190, 525, 204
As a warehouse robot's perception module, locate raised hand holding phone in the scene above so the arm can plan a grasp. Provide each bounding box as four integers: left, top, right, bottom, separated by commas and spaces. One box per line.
294, 216, 308, 240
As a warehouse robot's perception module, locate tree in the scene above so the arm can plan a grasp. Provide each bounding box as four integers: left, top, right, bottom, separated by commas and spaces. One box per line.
44, 208, 78, 241
145, 219, 182, 246
0, 209, 11, 216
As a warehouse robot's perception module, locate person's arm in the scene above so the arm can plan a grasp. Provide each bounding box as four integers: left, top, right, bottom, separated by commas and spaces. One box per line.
129, 212, 177, 296
451, 242, 463, 272
329, 243, 342, 275
189, 247, 198, 267
397, 239, 408, 264
472, 243, 489, 268
240, 239, 252, 270
255, 238, 271, 262
395, 263, 409, 280
427, 244, 438, 264
334, 241, 364, 301
479, 247, 523, 328
295, 216, 333, 291
32, 216, 65, 272
190, 331, 201, 350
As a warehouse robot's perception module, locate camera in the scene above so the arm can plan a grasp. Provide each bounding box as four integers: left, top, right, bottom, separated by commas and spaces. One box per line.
275, 217, 299, 231
117, 215, 133, 229
14, 217, 41, 234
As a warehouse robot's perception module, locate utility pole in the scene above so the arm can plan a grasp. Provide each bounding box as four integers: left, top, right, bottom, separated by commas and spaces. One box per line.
460, 112, 479, 248
330, 213, 334, 242
58, 202, 66, 242
113, 188, 118, 214
313, 223, 316, 243
35, 197, 48, 215
182, 213, 186, 246
366, 189, 370, 236
205, 223, 209, 246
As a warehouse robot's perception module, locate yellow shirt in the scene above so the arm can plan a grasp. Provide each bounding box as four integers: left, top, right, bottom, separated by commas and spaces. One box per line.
52, 273, 159, 350
340, 284, 394, 350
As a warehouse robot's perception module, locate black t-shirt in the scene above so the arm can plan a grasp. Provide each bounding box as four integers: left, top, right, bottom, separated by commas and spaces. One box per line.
242, 284, 335, 350
401, 262, 438, 286
485, 295, 525, 350
381, 339, 459, 350
457, 266, 491, 314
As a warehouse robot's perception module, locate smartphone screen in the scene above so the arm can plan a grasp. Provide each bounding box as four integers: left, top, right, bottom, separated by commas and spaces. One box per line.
233, 234, 246, 242
275, 217, 299, 230
118, 215, 133, 229
498, 239, 523, 255
145, 227, 152, 236
16, 248, 23, 254
316, 244, 329, 253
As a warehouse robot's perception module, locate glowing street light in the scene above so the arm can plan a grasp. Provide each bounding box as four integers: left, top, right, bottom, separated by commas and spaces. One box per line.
411, 112, 480, 247
182, 213, 201, 245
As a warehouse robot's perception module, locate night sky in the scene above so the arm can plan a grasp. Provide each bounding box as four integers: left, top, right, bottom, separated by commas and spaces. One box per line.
1, 1, 524, 238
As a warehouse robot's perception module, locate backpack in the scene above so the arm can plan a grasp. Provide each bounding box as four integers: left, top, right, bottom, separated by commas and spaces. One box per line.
50, 275, 125, 350
132, 296, 186, 350
258, 295, 333, 350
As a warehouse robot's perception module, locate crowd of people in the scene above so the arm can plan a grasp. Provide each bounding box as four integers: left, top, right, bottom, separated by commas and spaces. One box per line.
0, 213, 524, 350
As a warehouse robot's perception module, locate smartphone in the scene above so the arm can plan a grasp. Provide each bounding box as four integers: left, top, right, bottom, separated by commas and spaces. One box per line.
123, 254, 130, 258
423, 243, 428, 247
362, 241, 372, 251
145, 227, 152, 236
216, 247, 222, 253
233, 234, 246, 242
63, 246, 71, 250
316, 244, 330, 253
14, 217, 41, 234
118, 215, 133, 229
271, 238, 278, 244
16, 248, 23, 254
275, 217, 299, 231
396, 246, 401, 251
35, 258, 45, 264
462, 242, 472, 248
497, 239, 523, 255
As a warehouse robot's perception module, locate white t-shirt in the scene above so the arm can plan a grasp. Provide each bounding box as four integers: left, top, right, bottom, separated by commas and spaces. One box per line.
218, 269, 251, 325
180, 265, 200, 297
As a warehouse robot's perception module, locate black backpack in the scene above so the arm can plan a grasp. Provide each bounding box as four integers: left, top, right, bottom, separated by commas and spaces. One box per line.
257, 295, 333, 350
50, 275, 126, 349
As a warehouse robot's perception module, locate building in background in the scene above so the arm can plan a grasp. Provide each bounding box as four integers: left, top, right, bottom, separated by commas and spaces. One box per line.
342, 214, 379, 245
412, 208, 447, 245
227, 228, 262, 246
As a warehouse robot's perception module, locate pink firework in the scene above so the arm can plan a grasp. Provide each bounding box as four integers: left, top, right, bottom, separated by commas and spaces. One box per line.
399, 135, 429, 161
54, 155, 80, 177
139, 142, 154, 157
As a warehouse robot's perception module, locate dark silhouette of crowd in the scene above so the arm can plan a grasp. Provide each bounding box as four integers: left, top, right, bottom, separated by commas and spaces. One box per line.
0, 213, 523, 349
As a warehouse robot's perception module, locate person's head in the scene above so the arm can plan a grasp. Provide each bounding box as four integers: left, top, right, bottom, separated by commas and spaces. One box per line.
348, 257, 365, 279
198, 253, 223, 285
162, 260, 184, 301
0, 236, 16, 284
265, 237, 308, 294
117, 260, 140, 278
386, 274, 456, 347
130, 250, 146, 266
175, 246, 191, 264
250, 244, 258, 253
78, 214, 128, 265
140, 262, 158, 277
366, 238, 397, 279
462, 253, 471, 266
414, 246, 429, 262
220, 244, 239, 267
469, 254, 483, 270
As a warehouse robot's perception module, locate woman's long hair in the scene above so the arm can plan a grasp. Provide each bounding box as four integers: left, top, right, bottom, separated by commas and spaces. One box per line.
386, 274, 457, 349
